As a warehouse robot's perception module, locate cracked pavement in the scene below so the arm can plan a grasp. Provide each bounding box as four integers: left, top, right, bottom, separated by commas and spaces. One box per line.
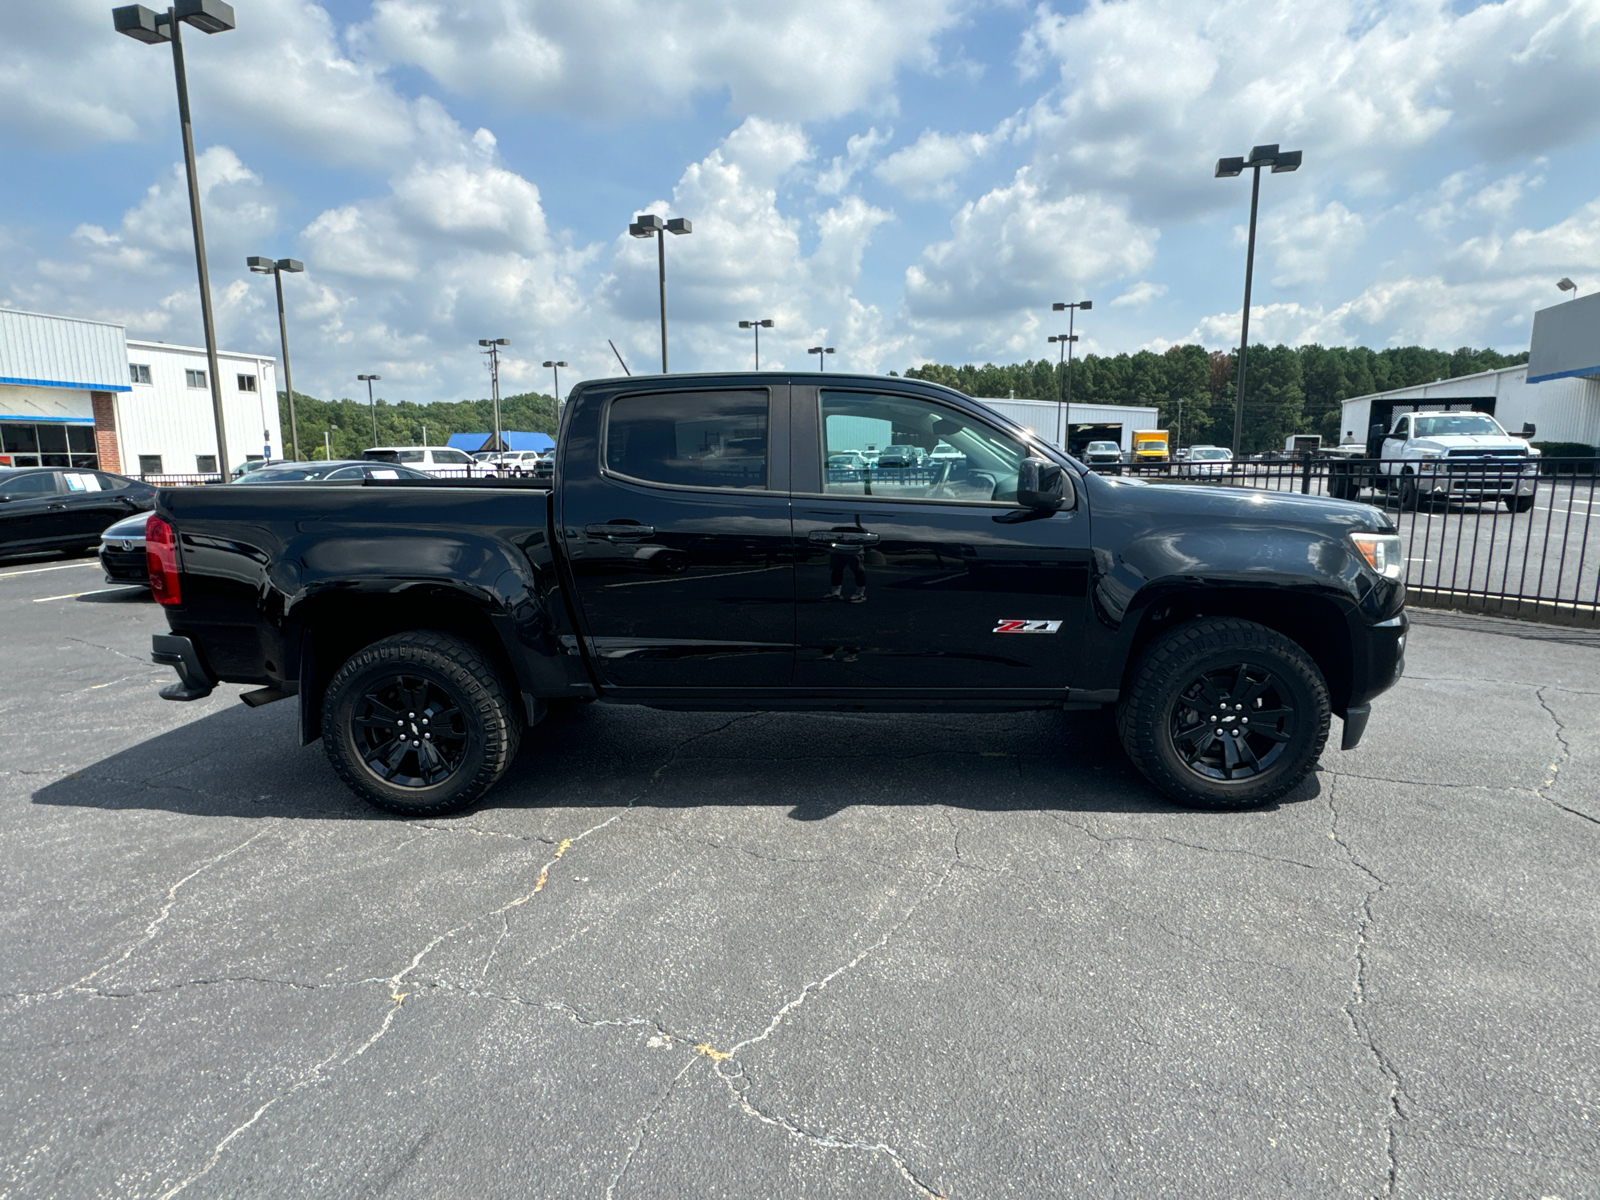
2, 557, 1598, 1199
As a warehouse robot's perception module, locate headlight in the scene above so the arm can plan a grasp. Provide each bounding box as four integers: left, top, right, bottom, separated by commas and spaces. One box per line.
1350, 533, 1404, 580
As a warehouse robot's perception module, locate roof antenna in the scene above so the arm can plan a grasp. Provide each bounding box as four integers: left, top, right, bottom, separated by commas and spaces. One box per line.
608, 339, 631, 376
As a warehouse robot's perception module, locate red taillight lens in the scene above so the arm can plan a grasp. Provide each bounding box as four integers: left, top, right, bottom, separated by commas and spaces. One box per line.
145, 514, 181, 606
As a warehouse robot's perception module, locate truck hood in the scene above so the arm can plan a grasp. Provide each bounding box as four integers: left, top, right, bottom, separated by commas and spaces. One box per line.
1092, 474, 1393, 533
1413, 434, 1530, 453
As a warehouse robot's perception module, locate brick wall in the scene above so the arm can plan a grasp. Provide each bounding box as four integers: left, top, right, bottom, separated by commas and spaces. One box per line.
91, 392, 121, 473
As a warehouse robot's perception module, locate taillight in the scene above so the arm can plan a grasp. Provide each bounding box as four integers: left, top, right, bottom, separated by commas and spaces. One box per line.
146, 514, 181, 606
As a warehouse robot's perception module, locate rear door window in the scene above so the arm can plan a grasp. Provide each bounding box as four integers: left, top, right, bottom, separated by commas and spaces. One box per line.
604, 390, 768, 490
0, 472, 59, 499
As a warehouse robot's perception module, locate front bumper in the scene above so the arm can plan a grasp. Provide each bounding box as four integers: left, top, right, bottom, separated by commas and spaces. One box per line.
1415, 461, 1537, 497
100, 544, 148, 584
1342, 611, 1407, 749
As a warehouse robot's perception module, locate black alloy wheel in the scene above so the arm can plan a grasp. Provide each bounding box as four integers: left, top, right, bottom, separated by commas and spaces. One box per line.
1169, 664, 1294, 782
322, 631, 521, 816
353, 674, 469, 789
1116, 617, 1330, 810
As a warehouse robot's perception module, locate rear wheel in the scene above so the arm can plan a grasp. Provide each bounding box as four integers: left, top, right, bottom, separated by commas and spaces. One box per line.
1116, 618, 1330, 810
322, 631, 520, 816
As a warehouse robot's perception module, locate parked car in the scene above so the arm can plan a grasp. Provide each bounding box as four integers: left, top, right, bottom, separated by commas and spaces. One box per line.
233, 461, 435, 485
0, 467, 154, 560
1180, 446, 1235, 477
1082, 440, 1123, 468
1350, 411, 1539, 510
827, 451, 868, 471
148, 369, 1407, 819
98, 510, 152, 584
363, 447, 481, 476
229, 458, 293, 481
875, 444, 925, 469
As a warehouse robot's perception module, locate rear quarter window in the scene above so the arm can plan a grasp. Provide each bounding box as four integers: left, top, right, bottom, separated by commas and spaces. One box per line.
604, 390, 768, 490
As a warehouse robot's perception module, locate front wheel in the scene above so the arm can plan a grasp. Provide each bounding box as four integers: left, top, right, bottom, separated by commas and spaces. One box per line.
1116, 618, 1330, 810
1504, 494, 1535, 513
322, 631, 521, 816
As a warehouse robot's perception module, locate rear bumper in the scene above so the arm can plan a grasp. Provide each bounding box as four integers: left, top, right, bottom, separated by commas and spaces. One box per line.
151, 634, 216, 701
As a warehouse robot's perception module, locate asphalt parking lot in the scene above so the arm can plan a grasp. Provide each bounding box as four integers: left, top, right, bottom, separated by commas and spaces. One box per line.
2, 553, 1597, 1199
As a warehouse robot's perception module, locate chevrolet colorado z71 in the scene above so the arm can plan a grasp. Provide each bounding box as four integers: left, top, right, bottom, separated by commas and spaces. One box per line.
147, 373, 1407, 815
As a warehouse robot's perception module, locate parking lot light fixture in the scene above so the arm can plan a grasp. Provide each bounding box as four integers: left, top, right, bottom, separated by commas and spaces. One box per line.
808, 346, 834, 370
629, 213, 692, 372
737, 319, 774, 370
1049, 300, 1092, 451
249, 256, 304, 460
1216, 143, 1301, 456
478, 339, 509, 450
113, 0, 236, 475
358, 374, 380, 447
1558, 277, 1578, 299
542, 359, 568, 403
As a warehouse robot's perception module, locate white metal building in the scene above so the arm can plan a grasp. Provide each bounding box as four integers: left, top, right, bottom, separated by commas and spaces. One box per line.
123, 338, 280, 476
0, 307, 278, 477
1340, 294, 1600, 452
974, 397, 1162, 455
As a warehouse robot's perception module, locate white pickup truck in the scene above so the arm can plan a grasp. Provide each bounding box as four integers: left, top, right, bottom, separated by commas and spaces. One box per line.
1330, 412, 1539, 510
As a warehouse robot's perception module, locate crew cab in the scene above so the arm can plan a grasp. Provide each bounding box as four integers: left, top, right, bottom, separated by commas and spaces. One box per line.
146, 372, 1407, 817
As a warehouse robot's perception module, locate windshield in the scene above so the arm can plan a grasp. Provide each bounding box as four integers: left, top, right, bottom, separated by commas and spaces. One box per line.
235, 465, 342, 483
1412, 414, 1504, 438
1191, 448, 1230, 460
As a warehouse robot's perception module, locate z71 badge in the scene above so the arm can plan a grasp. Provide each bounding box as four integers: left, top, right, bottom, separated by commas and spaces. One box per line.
993, 619, 1062, 634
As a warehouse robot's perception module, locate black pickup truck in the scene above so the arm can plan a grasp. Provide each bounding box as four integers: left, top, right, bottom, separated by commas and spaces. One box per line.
148, 373, 1407, 815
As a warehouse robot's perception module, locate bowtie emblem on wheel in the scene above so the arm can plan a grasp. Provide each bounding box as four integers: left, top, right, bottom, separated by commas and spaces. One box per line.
993, 619, 1062, 634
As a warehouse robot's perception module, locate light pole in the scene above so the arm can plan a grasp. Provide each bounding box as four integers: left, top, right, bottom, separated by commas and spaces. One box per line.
629, 213, 692, 372
114, 0, 237, 476
325, 422, 337, 462
808, 345, 835, 370
1175, 397, 1185, 457
542, 359, 567, 405
1216, 143, 1301, 456
1049, 299, 1090, 453
479, 339, 508, 451
1558, 277, 1579, 300
738, 319, 774, 370
247, 255, 304, 459
358, 375, 380, 447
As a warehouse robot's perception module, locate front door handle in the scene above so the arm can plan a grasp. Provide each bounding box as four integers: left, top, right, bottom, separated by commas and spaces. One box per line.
586, 523, 655, 540
808, 530, 879, 546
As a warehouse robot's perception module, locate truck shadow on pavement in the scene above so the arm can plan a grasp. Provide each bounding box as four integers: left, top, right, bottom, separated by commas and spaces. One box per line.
32, 694, 1321, 822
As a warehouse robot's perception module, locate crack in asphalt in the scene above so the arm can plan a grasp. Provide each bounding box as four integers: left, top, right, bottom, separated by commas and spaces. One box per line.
1044, 811, 1321, 870
1535, 687, 1600, 827
1327, 778, 1411, 1199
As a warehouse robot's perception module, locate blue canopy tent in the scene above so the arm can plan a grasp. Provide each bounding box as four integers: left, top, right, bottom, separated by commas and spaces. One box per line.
446, 431, 555, 454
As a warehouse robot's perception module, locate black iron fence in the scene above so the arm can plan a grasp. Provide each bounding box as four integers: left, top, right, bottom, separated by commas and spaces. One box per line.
1101, 455, 1600, 625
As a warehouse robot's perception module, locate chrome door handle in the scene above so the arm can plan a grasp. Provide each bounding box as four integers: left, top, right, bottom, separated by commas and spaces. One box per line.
586, 523, 655, 539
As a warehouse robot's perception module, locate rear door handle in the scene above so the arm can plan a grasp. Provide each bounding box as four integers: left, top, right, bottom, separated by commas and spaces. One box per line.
808, 530, 879, 546
586, 523, 655, 540
46, 503, 68, 510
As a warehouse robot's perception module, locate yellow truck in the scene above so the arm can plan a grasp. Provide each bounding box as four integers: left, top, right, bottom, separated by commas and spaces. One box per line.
1131, 429, 1170, 467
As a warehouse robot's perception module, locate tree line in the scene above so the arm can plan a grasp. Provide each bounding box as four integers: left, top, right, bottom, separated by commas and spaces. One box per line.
277, 390, 558, 460
277, 341, 1528, 460
904, 343, 1529, 453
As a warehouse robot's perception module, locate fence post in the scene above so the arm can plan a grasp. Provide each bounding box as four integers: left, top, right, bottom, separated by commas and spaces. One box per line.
1300, 452, 1312, 495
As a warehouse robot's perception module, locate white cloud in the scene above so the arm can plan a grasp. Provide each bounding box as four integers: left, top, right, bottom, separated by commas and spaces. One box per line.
1111, 281, 1168, 308
1015, 0, 1600, 219
905, 170, 1157, 319
1257, 198, 1366, 287
365, 0, 968, 121
875, 129, 994, 201
817, 127, 893, 196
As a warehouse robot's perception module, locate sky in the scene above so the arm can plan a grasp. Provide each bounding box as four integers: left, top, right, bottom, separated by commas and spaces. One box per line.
2, 0, 1598, 405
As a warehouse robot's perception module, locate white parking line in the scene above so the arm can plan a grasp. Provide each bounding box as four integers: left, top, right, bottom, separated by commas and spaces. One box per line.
32, 587, 137, 603
0, 561, 100, 581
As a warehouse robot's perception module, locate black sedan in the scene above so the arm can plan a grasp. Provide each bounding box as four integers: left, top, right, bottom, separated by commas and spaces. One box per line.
0, 467, 155, 561
233, 460, 436, 485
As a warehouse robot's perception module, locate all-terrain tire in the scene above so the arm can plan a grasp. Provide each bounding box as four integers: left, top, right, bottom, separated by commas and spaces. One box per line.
1503, 494, 1535, 514
322, 631, 521, 816
1116, 618, 1330, 810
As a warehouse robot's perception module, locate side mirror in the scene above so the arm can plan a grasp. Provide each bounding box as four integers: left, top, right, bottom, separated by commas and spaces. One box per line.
1520, 423, 1536, 439
1017, 457, 1067, 510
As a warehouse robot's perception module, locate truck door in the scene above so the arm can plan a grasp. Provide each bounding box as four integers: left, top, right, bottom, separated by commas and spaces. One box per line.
559, 385, 794, 691
791, 386, 1091, 695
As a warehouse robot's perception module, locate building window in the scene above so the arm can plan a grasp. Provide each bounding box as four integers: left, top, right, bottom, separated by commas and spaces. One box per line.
130, 363, 152, 385
237, 374, 257, 392
0, 422, 96, 470
138, 455, 164, 476
196, 455, 218, 475
185, 369, 207, 389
